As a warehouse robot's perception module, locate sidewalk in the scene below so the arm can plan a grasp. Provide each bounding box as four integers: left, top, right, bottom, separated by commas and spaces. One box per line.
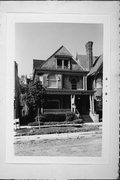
14, 129, 102, 142
19, 122, 102, 129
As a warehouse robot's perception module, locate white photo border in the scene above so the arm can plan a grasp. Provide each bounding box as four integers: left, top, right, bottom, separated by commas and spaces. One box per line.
6, 13, 110, 164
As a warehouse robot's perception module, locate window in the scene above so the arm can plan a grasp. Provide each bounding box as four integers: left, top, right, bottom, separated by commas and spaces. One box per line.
57, 59, 62, 69
57, 59, 70, 69
79, 76, 83, 89
71, 79, 77, 90
64, 60, 69, 69
48, 74, 57, 88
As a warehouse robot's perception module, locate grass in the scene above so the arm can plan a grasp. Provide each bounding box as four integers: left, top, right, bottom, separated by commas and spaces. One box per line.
15, 124, 100, 136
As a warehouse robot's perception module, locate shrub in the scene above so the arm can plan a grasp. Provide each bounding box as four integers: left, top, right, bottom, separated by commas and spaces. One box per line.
34, 114, 46, 122
65, 112, 77, 121
43, 113, 66, 122
54, 114, 66, 122
28, 121, 44, 126
73, 118, 83, 124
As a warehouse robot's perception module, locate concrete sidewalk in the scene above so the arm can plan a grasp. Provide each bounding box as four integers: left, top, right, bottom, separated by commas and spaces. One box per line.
14, 129, 102, 142
19, 122, 102, 129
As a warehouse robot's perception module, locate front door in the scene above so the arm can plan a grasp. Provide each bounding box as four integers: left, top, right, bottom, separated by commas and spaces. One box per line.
75, 95, 89, 115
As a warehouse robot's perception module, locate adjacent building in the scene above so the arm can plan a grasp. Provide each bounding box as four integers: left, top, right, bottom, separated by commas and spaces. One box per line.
87, 55, 103, 120
14, 61, 20, 119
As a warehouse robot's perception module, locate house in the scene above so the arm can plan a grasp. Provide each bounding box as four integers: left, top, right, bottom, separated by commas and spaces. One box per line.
33, 41, 100, 122
87, 55, 103, 120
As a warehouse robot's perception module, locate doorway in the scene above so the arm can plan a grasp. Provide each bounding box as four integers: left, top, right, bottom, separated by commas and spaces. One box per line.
75, 95, 90, 115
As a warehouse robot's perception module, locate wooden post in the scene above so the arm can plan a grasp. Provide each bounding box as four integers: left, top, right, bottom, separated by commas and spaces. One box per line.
71, 95, 76, 113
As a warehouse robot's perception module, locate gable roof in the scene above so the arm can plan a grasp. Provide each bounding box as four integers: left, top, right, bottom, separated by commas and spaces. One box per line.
77, 55, 98, 71
33, 59, 45, 69
47, 45, 72, 60
40, 45, 86, 72
88, 55, 103, 76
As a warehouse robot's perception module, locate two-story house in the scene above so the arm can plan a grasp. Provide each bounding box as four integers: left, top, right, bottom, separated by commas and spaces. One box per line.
33, 42, 99, 122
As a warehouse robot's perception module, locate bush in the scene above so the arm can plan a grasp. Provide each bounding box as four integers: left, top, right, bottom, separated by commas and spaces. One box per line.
65, 112, 77, 121
28, 121, 44, 126
42, 113, 66, 122
73, 118, 83, 124
34, 114, 46, 122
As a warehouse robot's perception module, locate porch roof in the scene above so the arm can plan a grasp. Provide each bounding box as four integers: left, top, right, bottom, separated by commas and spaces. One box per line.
46, 89, 94, 95
35, 68, 88, 76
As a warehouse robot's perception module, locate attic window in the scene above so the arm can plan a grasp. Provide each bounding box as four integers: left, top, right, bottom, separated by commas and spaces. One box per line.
57, 59, 62, 69
64, 60, 69, 69
57, 59, 70, 69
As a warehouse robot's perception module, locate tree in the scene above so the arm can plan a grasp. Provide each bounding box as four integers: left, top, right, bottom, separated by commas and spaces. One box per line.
25, 78, 46, 128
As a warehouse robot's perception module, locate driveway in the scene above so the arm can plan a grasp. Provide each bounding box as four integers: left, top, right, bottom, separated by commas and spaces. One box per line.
14, 131, 102, 156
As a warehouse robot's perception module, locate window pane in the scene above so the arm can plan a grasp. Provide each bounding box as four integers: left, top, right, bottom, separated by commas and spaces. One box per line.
64, 60, 68, 69
57, 59, 62, 69
48, 75, 57, 88
79, 77, 83, 89
48, 80, 56, 87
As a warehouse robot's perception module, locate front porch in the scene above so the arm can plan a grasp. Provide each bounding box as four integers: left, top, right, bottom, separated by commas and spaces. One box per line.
43, 89, 99, 122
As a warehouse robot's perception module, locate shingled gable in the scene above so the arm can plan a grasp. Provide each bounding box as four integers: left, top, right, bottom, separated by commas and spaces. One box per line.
76, 55, 98, 71
40, 45, 85, 71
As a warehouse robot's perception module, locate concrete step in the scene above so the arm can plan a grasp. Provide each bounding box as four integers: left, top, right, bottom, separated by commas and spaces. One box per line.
81, 115, 93, 123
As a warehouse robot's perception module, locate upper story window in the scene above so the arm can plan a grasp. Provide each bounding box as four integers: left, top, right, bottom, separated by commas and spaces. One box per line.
64, 60, 69, 69
57, 59, 62, 69
48, 74, 57, 88
71, 79, 77, 90
57, 59, 70, 69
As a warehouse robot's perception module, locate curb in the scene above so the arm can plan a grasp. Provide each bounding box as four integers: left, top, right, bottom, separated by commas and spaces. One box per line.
14, 130, 102, 142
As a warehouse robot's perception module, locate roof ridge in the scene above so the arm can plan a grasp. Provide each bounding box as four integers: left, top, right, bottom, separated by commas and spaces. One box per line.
41, 45, 73, 68
47, 45, 64, 61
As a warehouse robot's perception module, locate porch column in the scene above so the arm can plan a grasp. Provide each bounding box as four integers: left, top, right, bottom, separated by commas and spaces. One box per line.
89, 95, 95, 115
71, 95, 76, 113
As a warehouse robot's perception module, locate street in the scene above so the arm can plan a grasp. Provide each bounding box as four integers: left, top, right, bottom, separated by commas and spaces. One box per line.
14, 131, 102, 156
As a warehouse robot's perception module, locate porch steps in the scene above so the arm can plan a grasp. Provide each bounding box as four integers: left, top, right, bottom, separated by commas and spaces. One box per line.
81, 115, 93, 123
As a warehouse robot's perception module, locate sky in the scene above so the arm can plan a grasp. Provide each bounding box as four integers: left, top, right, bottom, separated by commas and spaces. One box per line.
15, 23, 103, 77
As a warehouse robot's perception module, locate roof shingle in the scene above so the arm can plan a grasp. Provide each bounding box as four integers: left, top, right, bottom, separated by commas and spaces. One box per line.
33, 59, 45, 69
88, 55, 103, 76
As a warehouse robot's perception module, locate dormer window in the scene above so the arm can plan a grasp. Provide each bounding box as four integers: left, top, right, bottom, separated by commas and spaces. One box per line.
57, 59, 62, 69
57, 58, 70, 69
64, 60, 69, 69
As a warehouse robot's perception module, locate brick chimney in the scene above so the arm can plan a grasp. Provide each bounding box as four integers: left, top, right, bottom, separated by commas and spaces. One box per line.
85, 41, 93, 71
